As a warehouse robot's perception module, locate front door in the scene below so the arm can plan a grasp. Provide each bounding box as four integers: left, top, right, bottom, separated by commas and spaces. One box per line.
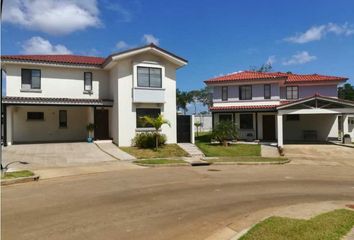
262, 115, 276, 140
95, 109, 109, 140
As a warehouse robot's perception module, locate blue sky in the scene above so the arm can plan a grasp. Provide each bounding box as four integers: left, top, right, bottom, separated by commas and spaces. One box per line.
2, 0, 354, 93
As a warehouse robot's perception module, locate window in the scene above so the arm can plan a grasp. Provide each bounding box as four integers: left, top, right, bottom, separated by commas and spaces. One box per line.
240, 114, 253, 129
137, 67, 162, 88
84, 72, 92, 91
286, 115, 300, 121
136, 108, 161, 128
239, 85, 252, 100
219, 114, 232, 122
286, 86, 298, 100
59, 110, 67, 128
221, 86, 228, 101
27, 112, 44, 120
21, 69, 41, 90
264, 84, 271, 99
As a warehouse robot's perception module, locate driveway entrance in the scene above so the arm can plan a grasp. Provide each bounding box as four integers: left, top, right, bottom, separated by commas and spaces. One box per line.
284, 144, 354, 166
2, 142, 118, 170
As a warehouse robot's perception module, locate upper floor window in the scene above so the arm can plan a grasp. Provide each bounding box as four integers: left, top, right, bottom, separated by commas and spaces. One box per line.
286, 86, 298, 100
137, 67, 162, 88
264, 84, 271, 99
239, 85, 252, 100
84, 72, 92, 91
221, 86, 228, 101
22, 69, 41, 90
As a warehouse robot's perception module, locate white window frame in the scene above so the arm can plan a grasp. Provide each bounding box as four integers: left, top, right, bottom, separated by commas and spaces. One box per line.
133, 62, 165, 89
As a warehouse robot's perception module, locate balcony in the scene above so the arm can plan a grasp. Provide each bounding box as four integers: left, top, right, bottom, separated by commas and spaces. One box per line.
132, 87, 165, 103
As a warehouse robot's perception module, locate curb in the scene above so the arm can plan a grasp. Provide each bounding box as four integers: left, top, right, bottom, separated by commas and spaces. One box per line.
1, 175, 40, 186
133, 163, 190, 167
207, 159, 290, 165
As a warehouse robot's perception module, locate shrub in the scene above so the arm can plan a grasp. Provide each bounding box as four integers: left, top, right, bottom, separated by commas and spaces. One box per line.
212, 121, 238, 146
133, 132, 167, 148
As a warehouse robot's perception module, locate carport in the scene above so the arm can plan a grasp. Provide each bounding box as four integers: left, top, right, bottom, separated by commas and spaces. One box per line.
277, 95, 354, 147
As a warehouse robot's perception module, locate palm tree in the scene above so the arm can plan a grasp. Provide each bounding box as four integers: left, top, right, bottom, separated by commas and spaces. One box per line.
141, 114, 171, 150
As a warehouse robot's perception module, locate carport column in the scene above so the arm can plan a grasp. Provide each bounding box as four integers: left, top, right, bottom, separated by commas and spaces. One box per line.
6, 106, 13, 146
88, 107, 95, 138
190, 115, 195, 144
277, 113, 283, 147
343, 114, 349, 135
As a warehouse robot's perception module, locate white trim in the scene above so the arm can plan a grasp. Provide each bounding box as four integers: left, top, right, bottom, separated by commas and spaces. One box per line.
279, 108, 354, 115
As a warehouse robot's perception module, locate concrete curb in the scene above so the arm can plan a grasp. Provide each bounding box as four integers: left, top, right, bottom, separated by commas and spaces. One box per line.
208, 159, 291, 165
134, 163, 190, 167
1, 175, 40, 186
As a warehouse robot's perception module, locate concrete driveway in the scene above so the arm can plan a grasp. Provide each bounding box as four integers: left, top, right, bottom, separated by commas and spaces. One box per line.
284, 144, 354, 166
2, 142, 136, 171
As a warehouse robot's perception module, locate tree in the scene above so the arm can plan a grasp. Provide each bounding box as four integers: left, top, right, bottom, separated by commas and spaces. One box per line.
250, 63, 273, 72
212, 121, 238, 147
141, 114, 171, 150
176, 89, 192, 114
197, 86, 213, 108
338, 83, 354, 101
188, 90, 200, 114
194, 121, 202, 137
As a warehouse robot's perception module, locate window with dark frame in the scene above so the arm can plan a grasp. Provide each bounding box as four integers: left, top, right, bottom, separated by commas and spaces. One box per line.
221, 86, 228, 101
219, 114, 232, 122
136, 108, 161, 128
286, 86, 299, 100
84, 72, 93, 91
137, 67, 162, 88
21, 69, 41, 90
264, 84, 271, 99
240, 114, 253, 129
239, 85, 252, 100
27, 112, 44, 120
286, 115, 300, 121
59, 110, 68, 128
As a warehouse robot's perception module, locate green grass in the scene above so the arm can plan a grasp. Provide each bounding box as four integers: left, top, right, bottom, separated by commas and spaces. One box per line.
120, 144, 189, 159
134, 159, 187, 165
240, 209, 354, 240
1, 170, 34, 179
206, 156, 286, 163
195, 133, 261, 157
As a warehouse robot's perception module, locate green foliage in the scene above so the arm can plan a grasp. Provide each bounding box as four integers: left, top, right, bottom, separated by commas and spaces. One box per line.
86, 123, 95, 132
138, 114, 170, 150
212, 121, 238, 145
176, 87, 213, 114
176, 88, 192, 114
338, 83, 354, 100
250, 63, 273, 72
133, 132, 167, 148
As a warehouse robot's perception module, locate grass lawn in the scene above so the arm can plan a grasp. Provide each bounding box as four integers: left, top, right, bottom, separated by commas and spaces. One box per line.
120, 144, 189, 159
134, 159, 187, 165
196, 141, 261, 157
1, 170, 34, 179
240, 209, 354, 240
206, 156, 286, 163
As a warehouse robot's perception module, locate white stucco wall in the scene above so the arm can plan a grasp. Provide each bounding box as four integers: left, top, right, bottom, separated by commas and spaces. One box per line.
4, 64, 110, 99
11, 106, 91, 143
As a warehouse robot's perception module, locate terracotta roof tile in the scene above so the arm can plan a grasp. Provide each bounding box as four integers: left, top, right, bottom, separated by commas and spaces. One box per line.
1, 55, 105, 66
2, 96, 113, 106
210, 105, 278, 111
205, 71, 348, 84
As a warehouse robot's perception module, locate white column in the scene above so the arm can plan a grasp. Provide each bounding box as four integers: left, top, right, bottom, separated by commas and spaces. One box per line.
88, 107, 95, 138
277, 113, 283, 147
6, 106, 13, 146
343, 114, 349, 135
190, 115, 195, 144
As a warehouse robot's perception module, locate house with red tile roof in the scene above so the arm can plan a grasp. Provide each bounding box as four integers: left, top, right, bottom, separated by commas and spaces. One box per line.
204, 71, 354, 146
1, 44, 188, 146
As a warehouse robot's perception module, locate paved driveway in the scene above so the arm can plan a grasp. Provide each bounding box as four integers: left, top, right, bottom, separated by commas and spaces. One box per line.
284, 144, 354, 166
2, 142, 118, 170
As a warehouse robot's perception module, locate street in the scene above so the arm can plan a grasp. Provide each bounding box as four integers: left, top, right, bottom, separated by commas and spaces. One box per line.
2, 164, 354, 240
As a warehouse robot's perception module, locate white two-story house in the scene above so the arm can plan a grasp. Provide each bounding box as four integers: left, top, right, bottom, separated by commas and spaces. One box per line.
1, 44, 188, 146
205, 71, 354, 147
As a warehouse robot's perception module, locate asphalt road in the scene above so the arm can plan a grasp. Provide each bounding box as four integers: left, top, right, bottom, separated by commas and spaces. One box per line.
2, 164, 354, 240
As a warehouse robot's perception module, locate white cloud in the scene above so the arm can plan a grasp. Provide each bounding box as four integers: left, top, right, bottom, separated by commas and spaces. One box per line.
282, 51, 317, 65
3, 0, 101, 35
21, 36, 72, 54
266, 55, 276, 65
285, 22, 354, 43
142, 34, 160, 45
116, 41, 132, 50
